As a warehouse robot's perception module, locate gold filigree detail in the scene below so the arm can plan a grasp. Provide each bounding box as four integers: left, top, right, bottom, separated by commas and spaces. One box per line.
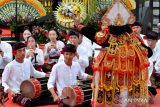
114, 13, 124, 26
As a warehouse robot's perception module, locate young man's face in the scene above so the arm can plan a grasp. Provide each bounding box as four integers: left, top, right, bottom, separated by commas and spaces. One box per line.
131, 26, 141, 35
147, 39, 157, 49
64, 52, 75, 63
69, 35, 79, 46
15, 48, 26, 60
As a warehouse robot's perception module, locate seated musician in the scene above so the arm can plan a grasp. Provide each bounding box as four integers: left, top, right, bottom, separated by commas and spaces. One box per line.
26, 36, 44, 71
58, 29, 89, 73
0, 29, 12, 77
2, 42, 52, 107
47, 44, 93, 106
43, 28, 65, 72
145, 31, 159, 103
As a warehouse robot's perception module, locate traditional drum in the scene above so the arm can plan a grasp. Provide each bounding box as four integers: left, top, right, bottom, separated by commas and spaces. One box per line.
20, 77, 50, 99
62, 80, 92, 106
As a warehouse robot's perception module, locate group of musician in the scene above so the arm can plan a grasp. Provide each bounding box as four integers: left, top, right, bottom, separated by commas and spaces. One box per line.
0, 20, 160, 106
0, 26, 94, 107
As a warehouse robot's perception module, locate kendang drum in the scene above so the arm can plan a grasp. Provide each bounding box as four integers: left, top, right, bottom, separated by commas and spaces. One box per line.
62, 80, 92, 106
20, 77, 50, 99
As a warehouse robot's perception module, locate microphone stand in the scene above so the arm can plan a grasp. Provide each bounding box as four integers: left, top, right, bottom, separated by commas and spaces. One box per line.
33, 53, 38, 70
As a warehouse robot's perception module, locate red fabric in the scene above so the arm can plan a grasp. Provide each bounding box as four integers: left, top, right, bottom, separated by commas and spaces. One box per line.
1, 28, 11, 36
12, 50, 17, 55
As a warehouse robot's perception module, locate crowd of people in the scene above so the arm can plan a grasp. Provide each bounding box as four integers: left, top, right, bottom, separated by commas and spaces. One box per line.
0, 4, 160, 107
0, 20, 159, 106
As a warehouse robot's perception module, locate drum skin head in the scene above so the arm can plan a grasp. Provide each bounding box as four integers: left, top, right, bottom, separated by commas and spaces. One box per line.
20, 80, 35, 98
62, 87, 76, 106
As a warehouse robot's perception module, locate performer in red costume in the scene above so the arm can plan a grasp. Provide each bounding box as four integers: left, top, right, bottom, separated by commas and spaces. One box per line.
74, 0, 152, 106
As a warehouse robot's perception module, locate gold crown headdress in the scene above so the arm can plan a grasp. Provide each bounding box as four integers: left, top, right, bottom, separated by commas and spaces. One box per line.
101, 0, 135, 26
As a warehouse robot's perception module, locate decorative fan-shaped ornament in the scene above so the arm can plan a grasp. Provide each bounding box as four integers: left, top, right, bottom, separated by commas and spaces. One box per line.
0, 0, 46, 24
101, 0, 135, 26
97, 0, 113, 10
97, 0, 136, 10
125, 0, 136, 10
54, 1, 87, 29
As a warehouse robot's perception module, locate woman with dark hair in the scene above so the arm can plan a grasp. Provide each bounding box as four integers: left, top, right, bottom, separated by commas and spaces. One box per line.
25, 36, 44, 71
22, 27, 32, 42
43, 28, 65, 72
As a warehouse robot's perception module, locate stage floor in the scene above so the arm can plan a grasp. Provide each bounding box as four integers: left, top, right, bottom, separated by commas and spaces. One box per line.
3, 89, 160, 107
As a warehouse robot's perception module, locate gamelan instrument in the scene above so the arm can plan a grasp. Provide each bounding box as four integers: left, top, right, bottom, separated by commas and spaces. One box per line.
0, 84, 8, 105
61, 79, 92, 106
20, 77, 50, 99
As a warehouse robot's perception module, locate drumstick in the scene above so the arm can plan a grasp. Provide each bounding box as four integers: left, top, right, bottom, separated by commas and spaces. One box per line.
78, 84, 91, 88
95, 48, 107, 51
61, 96, 69, 100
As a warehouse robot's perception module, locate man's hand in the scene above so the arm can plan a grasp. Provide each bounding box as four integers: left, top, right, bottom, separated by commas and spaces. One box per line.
53, 94, 59, 103
45, 72, 50, 77
74, 17, 81, 27
87, 75, 93, 80
47, 46, 52, 52
7, 89, 16, 97
74, 17, 84, 31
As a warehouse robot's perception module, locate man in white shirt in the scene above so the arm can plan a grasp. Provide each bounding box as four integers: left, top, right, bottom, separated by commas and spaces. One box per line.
0, 29, 12, 76
145, 31, 159, 103
145, 31, 160, 85
2, 42, 51, 107
58, 29, 89, 72
48, 44, 93, 105
79, 34, 93, 57
131, 21, 148, 45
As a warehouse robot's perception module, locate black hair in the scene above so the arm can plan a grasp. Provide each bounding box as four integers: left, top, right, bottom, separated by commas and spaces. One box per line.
109, 24, 132, 35
68, 29, 80, 38
146, 31, 158, 40
62, 44, 76, 53
49, 27, 60, 37
130, 21, 142, 27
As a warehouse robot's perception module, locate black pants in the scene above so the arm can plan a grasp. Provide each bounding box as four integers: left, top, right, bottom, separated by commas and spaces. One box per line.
148, 86, 157, 96
13, 94, 55, 107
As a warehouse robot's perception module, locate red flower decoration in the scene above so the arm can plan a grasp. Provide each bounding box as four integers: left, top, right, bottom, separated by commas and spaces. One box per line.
12, 50, 17, 55
65, 34, 69, 40
45, 31, 48, 38
61, 50, 64, 54
25, 41, 28, 45
98, 21, 102, 28
143, 35, 148, 40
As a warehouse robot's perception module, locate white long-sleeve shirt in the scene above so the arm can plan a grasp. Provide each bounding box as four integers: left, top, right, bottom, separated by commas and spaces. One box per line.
58, 45, 89, 72
148, 42, 160, 86
25, 48, 44, 65
140, 34, 148, 46
44, 41, 64, 64
47, 61, 88, 97
2, 59, 46, 93
80, 36, 93, 57
0, 41, 12, 69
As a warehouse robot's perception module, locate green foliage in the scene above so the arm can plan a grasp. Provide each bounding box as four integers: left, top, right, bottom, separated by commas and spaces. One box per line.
32, 26, 49, 44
